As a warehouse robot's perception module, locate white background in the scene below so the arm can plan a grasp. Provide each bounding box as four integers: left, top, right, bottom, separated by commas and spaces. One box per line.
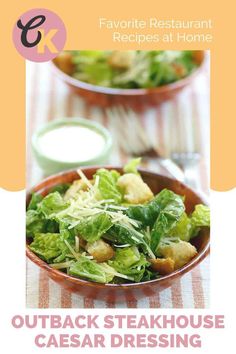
0, 188, 235, 353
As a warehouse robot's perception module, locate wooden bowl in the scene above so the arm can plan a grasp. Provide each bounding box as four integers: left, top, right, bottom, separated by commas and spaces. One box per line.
51, 51, 206, 108
26, 167, 210, 302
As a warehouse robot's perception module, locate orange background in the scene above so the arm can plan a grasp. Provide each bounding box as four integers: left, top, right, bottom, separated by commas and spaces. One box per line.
0, 0, 235, 191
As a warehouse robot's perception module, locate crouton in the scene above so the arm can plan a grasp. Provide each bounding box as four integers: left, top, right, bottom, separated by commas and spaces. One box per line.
158, 240, 197, 270
64, 179, 92, 201
86, 239, 114, 263
117, 173, 154, 204
54, 52, 74, 75
108, 51, 136, 69
150, 257, 175, 275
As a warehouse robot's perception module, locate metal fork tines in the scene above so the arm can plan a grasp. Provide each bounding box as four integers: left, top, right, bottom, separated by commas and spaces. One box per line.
106, 106, 185, 182
171, 151, 201, 189
171, 152, 200, 168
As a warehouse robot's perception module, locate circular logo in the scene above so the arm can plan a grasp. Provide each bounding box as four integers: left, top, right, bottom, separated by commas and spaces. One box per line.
12, 8, 66, 62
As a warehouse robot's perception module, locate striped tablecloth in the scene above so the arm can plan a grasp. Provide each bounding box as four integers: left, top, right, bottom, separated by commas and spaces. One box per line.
26, 59, 210, 309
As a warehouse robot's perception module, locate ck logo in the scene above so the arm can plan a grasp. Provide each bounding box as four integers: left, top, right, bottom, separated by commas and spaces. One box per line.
13, 9, 66, 62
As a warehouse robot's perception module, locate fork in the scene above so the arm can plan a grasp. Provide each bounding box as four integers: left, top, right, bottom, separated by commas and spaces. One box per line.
106, 106, 185, 182
171, 152, 200, 189
169, 111, 201, 189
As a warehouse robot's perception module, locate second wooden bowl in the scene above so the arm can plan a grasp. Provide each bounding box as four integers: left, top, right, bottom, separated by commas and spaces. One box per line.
51, 51, 206, 108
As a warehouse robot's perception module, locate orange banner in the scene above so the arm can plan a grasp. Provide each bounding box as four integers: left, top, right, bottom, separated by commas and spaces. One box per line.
0, 1, 235, 191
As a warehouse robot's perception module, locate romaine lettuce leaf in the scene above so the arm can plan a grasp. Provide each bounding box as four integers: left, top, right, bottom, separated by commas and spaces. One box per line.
83, 62, 113, 87
123, 158, 141, 175
59, 220, 76, 243
112, 246, 140, 268
168, 204, 210, 241
39, 192, 69, 218
71, 51, 113, 87
126, 188, 184, 228
26, 209, 59, 238
72, 50, 107, 64
156, 203, 210, 243
109, 247, 150, 282
29, 233, 69, 262
69, 256, 115, 283
141, 269, 157, 281
190, 204, 210, 238
169, 212, 192, 242
48, 183, 71, 196
95, 168, 122, 203
45, 220, 59, 234
26, 210, 46, 237
191, 204, 210, 228
150, 190, 185, 252
126, 202, 159, 228
75, 213, 113, 243
105, 224, 155, 259
27, 193, 43, 211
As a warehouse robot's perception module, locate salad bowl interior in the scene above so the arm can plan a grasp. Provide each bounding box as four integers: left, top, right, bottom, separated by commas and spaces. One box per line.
26, 167, 210, 302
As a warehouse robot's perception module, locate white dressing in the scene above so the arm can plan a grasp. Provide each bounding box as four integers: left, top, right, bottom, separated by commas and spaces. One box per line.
38, 126, 105, 162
